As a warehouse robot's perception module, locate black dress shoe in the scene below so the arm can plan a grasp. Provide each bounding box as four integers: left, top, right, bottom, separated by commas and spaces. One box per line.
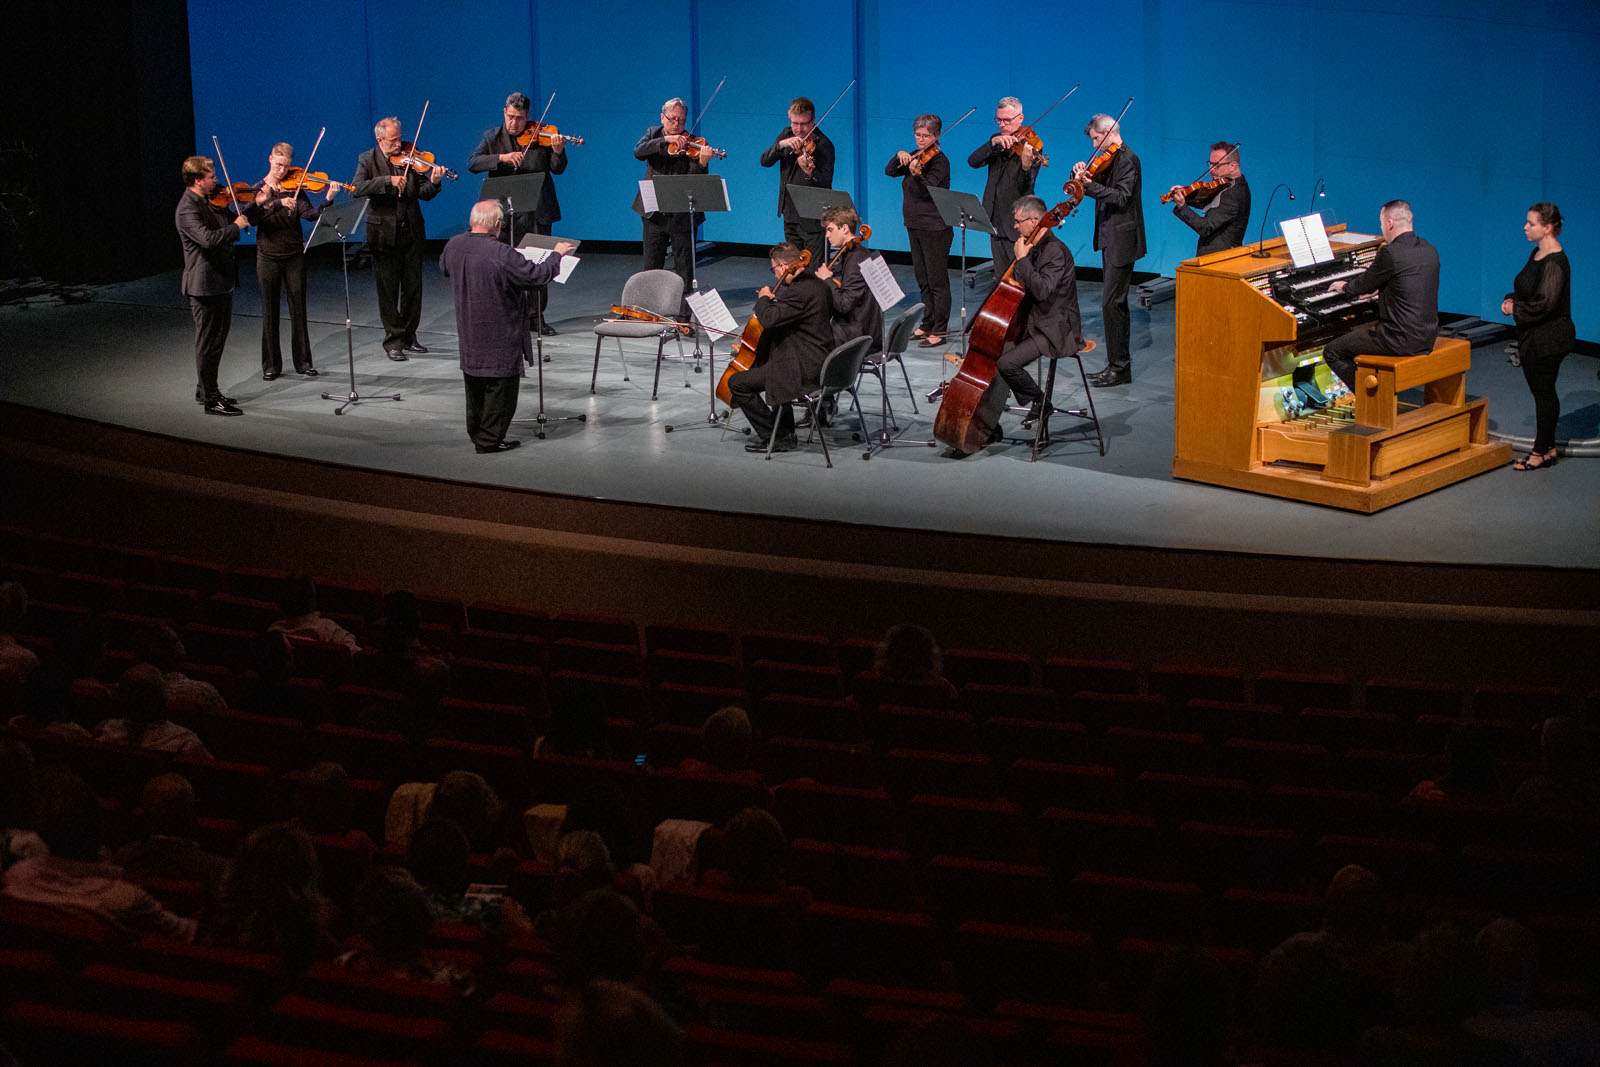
196, 393, 237, 405
1020, 400, 1044, 429
475, 439, 521, 454
539, 322, 557, 336
1088, 367, 1131, 387
385, 348, 408, 361
262, 370, 279, 381
204, 399, 243, 416
746, 433, 797, 454
404, 341, 428, 354
301, 367, 319, 377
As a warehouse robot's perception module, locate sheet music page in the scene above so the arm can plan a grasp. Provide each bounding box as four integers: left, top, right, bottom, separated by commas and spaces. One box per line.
638, 180, 659, 214
859, 254, 905, 311
686, 288, 738, 336
1303, 213, 1334, 262
1330, 230, 1378, 245
1279, 217, 1316, 268
517, 247, 579, 284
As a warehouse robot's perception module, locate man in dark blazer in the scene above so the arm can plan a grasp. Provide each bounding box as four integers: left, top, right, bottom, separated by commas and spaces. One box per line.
352, 116, 443, 361
174, 155, 253, 415
728, 243, 834, 453
968, 96, 1042, 277
1075, 114, 1145, 387
1169, 142, 1251, 257
813, 203, 883, 353
1320, 200, 1439, 389
968, 195, 1083, 448
759, 97, 834, 267
467, 91, 568, 334
438, 200, 576, 454
634, 96, 715, 316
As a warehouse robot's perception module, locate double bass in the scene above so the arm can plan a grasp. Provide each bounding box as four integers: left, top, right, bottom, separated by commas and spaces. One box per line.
932, 199, 1074, 453
715, 250, 810, 406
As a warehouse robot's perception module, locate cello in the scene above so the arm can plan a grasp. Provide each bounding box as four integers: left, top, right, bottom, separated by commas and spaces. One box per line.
715, 250, 810, 406
932, 198, 1074, 453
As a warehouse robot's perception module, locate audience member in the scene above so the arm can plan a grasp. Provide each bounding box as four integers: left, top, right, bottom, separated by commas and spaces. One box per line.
551, 829, 617, 909
2, 766, 195, 940
1512, 716, 1599, 818
336, 866, 474, 990
537, 887, 666, 996
860, 621, 959, 708
554, 979, 686, 1067
1464, 917, 1600, 1065
268, 573, 359, 652
97, 663, 213, 759
0, 581, 40, 687
1409, 723, 1506, 804
202, 821, 333, 973
710, 807, 795, 898
1256, 931, 1365, 1055
1357, 923, 1518, 1066
130, 622, 228, 719
112, 772, 228, 888
408, 816, 532, 934
293, 761, 375, 850
0, 738, 48, 871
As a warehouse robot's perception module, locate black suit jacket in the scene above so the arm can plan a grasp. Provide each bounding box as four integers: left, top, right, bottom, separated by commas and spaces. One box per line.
968, 140, 1040, 241
466, 125, 565, 231
826, 243, 884, 353
633, 125, 710, 223
1345, 230, 1440, 354
1085, 145, 1146, 268
351, 147, 441, 250
1174, 175, 1251, 256
174, 189, 241, 296
752, 273, 833, 403
759, 128, 834, 220
1011, 229, 1082, 357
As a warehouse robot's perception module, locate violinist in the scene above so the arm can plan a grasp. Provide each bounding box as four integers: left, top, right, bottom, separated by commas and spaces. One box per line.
252, 143, 335, 382
968, 97, 1041, 276
175, 155, 256, 416
814, 204, 884, 354
886, 114, 952, 347
727, 243, 833, 454
759, 98, 834, 265
467, 92, 567, 334
352, 116, 444, 361
634, 97, 713, 316
1168, 143, 1250, 257
1074, 114, 1145, 388
962, 195, 1082, 454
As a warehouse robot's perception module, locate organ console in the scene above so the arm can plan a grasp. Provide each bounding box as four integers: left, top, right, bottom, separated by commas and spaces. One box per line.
1172, 227, 1511, 512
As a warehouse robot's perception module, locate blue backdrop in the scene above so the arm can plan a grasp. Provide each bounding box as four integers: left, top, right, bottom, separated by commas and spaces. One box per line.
190, 0, 1599, 336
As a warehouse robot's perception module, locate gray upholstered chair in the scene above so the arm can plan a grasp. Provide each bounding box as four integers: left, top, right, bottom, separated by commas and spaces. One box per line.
590, 269, 691, 400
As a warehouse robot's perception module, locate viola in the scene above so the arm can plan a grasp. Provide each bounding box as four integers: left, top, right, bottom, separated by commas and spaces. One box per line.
716, 250, 811, 406
389, 142, 459, 181
279, 168, 354, 195
667, 135, 727, 160
1160, 176, 1227, 205
933, 198, 1073, 453
1059, 141, 1122, 218
207, 182, 257, 210
610, 304, 692, 335
517, 123, 584, 148
822, 224, 871, 287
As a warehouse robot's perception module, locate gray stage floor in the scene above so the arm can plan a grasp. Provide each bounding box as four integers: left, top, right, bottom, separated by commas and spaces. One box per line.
2, 248, 1596, 572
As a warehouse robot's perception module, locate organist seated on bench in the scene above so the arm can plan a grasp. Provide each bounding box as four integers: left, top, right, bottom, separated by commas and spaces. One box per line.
1319, 199, 1440, 393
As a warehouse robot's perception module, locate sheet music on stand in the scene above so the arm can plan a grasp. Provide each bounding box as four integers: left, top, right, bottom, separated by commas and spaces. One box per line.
859, 255, 904, 311
515, 236, 580, 284
1278, 212, 1335, 268
685, 289, 738, 338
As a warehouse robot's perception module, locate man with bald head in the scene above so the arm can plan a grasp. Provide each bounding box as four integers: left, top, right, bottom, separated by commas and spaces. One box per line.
113, 773, 228, 888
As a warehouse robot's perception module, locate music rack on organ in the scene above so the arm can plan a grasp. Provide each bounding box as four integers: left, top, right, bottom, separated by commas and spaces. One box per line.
1171, 226, 1510, 512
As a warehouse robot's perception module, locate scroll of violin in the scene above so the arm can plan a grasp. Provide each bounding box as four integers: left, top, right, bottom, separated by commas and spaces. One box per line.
667, 135, 727, 160
610, 304, 693, 335
1160, 176, 1226, 205
715, 250, 811, 406
821, 224, 871, 287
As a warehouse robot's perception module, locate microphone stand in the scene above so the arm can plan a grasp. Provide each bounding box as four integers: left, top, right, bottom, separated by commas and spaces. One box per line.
1252, 183, 1296, 258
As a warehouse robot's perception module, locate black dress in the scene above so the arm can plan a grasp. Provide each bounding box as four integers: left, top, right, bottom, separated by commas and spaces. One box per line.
1508, 248, 1574, 453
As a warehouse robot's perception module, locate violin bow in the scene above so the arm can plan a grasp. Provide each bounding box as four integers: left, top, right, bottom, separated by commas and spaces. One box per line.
804, 78, 856, 152
403, 99, 431, 179
688, 75, 727, 137
517, 92, 558, 172
1087, 96, 1134, 161
210, 135, 248, 232
1028, 84, 1079, 134
290, 126, 328, 208
1178, 141, 1241, 191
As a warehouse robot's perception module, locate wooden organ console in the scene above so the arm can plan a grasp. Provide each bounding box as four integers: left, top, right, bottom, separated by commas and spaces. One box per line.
1172, 228, 1511, 512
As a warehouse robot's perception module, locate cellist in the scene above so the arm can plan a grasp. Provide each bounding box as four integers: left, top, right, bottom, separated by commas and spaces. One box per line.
954, 195, 1082, 457
727, 243, 833, 454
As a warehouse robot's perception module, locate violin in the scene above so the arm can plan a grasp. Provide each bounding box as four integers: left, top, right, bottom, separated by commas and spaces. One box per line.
1160, 176, 1227, 205
716, 250, 811, 406
517, 124, 584, 148
1010, 126, 1050, 168
279, 168, 354, 195
906, 141, 941, 174
610, 304, 692, 335
389, 142, 459, 181
207, 182, 257, 210
822, 224, 871, 287
667, 135, 727, 160
1059, 142, 1122, 218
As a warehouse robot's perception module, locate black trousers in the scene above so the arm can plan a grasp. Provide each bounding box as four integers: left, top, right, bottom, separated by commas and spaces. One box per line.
189, 291, 233, 403
990, 231, 1017, 278
642, 213, 695, 316
1321, 324, 1409, 390
976, 334, 1050, 429
1521, 344, 1569, 453
1101, 261, 1134, 374
258, 253, 312, 373
908, 227, 953, 334
463, 373, 520, 450
785, 216, 825, 268
372, 227, 424, 349
729, 363, 795, 444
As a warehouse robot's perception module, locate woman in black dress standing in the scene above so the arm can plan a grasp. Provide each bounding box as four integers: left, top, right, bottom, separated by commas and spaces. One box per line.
1502, 202, 1573, 471
886, 114, 952, 347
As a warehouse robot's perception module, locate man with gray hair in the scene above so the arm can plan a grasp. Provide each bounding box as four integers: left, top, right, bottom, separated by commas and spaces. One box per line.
352, 116, 445, 361
968, 96, 1041, 276
1322, 199, 1440, 390
635, 96, 716, 316
1074, 114, 1145, 387
438, 201, 576, 453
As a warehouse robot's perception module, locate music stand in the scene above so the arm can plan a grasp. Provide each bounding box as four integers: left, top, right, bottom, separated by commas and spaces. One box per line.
512, 233, 586, 439
787, 184, 855, 230
648, 172, 730, 427
926, 187, 994, 403
480, 172, 550, 355
305, 200, 401, 415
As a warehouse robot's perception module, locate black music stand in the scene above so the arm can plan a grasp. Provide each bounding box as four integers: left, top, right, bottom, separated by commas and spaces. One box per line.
787, 184, 855, 231
925, 187, 993, 403
648, 172, 729, 428
305, 200, 402, 416
512, 233, 586, 439
480, 172, 550, 353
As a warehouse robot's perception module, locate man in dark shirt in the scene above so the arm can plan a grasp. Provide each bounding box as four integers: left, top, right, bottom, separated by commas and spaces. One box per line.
728, 243, 833, 453
968, 96, 1041, 277
174, 155, 253, 415
1169, 142, 1250, 257
634, 96, 715, 316
759, 97, 834, 266
1321, 199, 1440, 389
438, 200, 576, 454
467, 92, 568, 334
813, 203, 883, 353
251, 143, 335, 381
1076, 114, 1145, 387
351, 117, 444, 361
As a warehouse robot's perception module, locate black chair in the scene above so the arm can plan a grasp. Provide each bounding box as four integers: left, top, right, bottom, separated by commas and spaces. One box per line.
1024, 337, 1105, 460
859, 304, 938, 457
761, 336, 874, 467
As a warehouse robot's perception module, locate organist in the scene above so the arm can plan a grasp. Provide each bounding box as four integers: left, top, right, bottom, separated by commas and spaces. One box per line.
1320, 200, 1439, 390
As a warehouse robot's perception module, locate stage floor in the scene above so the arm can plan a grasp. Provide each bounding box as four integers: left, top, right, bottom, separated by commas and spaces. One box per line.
2, 248, 1596, 574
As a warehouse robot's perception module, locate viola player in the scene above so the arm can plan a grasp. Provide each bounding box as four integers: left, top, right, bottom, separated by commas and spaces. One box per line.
634, 96, 714, 318
351, 116, 443, 361
759, 97, 834, 266
1074, 113, 1145, 387
174, 154, 256, 416
968, 97, 1041, 277
1168, 142, 1250, 257
252, 143, 335, 382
